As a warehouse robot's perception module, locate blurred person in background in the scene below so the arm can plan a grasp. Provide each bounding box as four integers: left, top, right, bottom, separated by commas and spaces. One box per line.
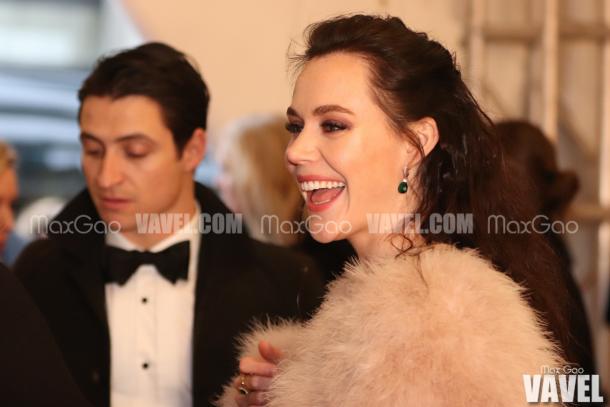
215, 115, 302, 246
0, 141, 26, 265
0, 261, 92, 407
496, 119, 597, 379
214, 115, 355, 283
0, 137, 87, 407
14, 196, 67, 240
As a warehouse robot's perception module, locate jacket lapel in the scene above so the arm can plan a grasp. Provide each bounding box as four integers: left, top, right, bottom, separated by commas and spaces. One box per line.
192, 184, 255, 406
49, 190, 109, 330
66, 246, 109, 329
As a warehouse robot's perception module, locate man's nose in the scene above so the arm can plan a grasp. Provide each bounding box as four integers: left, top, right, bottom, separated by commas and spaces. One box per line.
96, 153, 124, 188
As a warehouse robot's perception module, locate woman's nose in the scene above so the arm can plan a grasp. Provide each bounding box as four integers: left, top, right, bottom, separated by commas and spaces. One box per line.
285, 129, 318, 168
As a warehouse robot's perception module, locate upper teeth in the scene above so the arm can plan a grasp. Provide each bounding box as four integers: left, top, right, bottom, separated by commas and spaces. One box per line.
300, 181, 346, 191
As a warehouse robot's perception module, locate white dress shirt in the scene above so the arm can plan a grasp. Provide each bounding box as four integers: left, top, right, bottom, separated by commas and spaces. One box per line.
105, 204, 201, 407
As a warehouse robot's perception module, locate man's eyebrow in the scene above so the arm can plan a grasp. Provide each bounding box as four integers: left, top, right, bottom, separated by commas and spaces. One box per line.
79, 132, 102, 143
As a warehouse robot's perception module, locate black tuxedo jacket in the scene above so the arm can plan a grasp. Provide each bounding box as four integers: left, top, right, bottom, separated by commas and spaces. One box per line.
0, 263, 91, 406
14, 184, 324, 407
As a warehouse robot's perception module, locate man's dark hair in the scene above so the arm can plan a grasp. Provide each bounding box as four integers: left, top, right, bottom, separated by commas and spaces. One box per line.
78, 42, 210, 153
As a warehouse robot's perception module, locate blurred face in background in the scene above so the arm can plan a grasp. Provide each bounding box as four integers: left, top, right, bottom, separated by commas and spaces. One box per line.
79, 95, 204, 246
0, 167, 18, 252
215, 146, 241, 214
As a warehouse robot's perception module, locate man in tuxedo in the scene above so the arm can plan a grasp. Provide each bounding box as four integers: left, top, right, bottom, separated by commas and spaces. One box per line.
14, 43, 324, 407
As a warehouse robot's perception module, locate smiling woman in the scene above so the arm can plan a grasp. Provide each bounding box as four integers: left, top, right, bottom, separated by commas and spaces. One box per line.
217, 14, 585, 407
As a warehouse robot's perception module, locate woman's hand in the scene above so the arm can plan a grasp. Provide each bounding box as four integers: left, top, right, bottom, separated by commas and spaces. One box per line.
234, 341, 284, 406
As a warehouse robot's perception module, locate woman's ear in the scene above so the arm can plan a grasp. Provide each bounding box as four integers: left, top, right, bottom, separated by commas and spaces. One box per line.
405, 117, 439, 166
182, 128, 206, 172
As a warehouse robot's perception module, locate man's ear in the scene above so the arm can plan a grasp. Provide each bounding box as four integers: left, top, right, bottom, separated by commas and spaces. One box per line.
405, 117, 439, 166
181, 128, 206, 172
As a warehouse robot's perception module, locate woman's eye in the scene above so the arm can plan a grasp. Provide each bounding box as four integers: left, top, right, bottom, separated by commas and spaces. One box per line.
321, 121, 347, 132
285, 122, 303, 135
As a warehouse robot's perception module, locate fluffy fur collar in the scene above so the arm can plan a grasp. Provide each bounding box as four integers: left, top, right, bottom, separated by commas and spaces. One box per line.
218, 244, 564, 406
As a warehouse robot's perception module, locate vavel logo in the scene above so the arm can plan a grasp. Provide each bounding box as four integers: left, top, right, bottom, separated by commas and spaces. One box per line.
523, 366, 604, 403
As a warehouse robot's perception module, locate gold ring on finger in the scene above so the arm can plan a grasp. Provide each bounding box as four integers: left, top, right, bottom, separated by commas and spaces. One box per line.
238, 374, 249, 395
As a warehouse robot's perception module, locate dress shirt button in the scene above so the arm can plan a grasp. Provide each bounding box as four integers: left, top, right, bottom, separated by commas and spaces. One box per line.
142, 362, 149, 370
91, 370, 100, 383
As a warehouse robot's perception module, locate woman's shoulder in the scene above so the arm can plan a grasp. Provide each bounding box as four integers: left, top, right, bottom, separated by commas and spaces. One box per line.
326, 243, 526, 315
307, 243, 561, 368
327, 243, 555, 342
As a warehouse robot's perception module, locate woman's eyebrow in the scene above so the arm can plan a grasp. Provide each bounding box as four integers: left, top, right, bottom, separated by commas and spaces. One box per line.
286, 105, 354, 118
312, 105, 354, 116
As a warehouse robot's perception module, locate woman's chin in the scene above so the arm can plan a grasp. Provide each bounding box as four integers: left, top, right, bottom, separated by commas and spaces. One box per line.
305, 212, 354, 243
308, 227, 344, 244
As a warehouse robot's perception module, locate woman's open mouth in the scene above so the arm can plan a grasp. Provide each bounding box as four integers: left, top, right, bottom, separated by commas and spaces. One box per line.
299, 180, 346, 212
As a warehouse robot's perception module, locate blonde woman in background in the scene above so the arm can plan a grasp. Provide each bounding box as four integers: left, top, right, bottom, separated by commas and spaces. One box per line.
0, 141, 22, 264
215, 115, 303, 246
215, 115, 354, 282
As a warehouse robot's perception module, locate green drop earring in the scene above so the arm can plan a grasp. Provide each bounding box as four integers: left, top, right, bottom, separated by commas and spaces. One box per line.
398, 166, 409, 194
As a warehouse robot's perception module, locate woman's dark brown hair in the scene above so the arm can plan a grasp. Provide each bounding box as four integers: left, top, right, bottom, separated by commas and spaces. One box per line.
293, 14, 576, 363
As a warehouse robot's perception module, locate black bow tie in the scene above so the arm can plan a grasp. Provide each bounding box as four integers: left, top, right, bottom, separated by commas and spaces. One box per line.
103, 241, 190, 285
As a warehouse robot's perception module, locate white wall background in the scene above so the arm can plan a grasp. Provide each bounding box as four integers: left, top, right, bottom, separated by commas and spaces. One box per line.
120, 0, 466, 134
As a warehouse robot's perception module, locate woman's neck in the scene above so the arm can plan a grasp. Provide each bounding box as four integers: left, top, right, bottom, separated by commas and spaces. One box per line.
349, 231, 425, 261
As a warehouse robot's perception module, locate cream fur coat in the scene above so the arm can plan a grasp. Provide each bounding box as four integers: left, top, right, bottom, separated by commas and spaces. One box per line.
216, 244, 564, 406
